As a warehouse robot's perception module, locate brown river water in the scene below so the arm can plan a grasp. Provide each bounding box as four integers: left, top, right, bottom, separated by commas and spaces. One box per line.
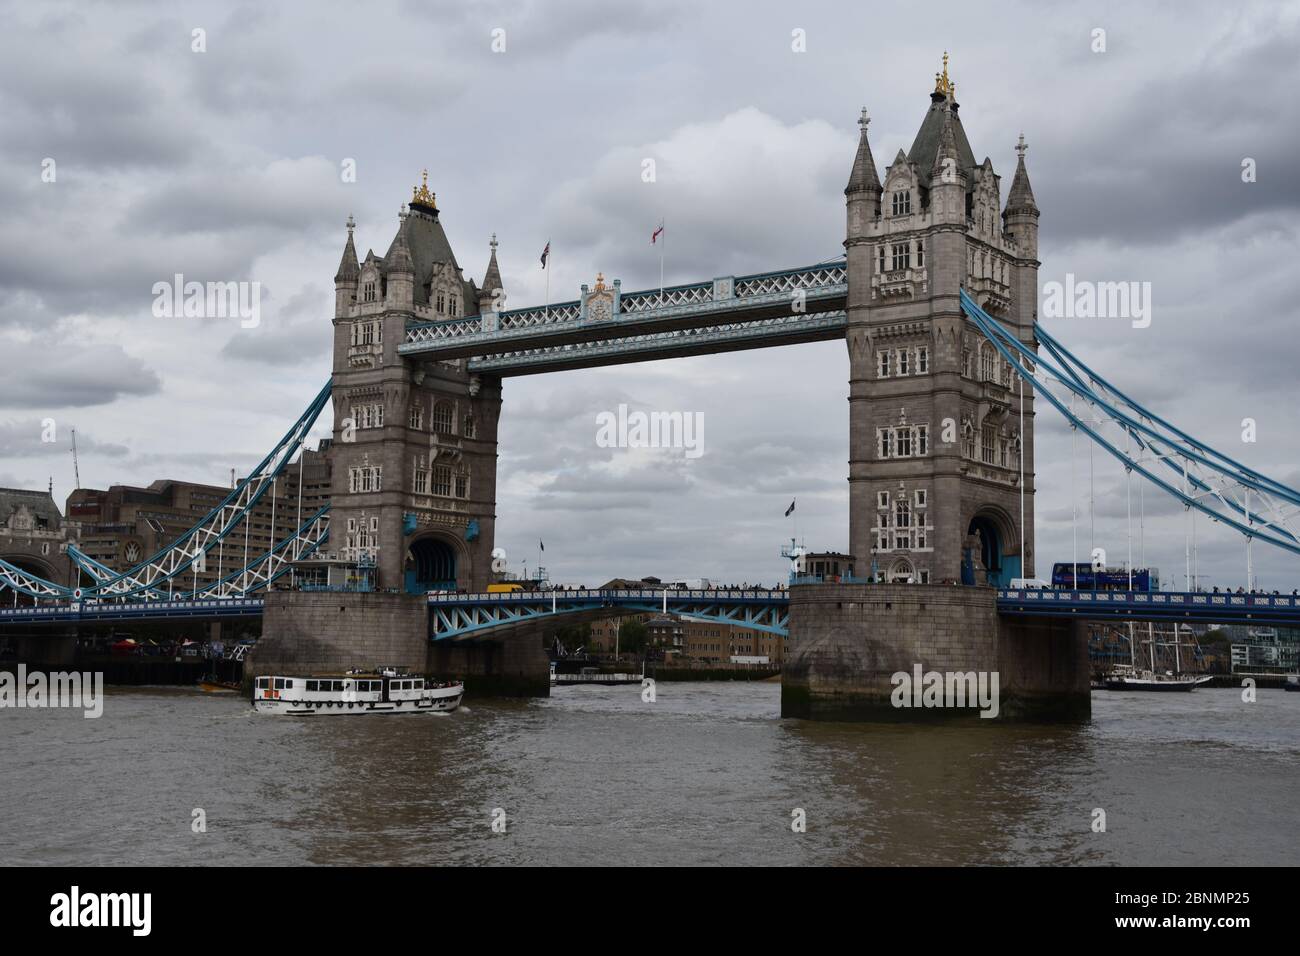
2, 682, 1297, 866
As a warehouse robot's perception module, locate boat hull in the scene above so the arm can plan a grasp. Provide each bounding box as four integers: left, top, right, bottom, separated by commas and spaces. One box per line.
1103, 676, 1213, 692
254, 690, 462, 715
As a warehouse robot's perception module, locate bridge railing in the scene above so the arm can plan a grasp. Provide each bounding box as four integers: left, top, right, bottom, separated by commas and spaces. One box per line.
427, 587, 788, 604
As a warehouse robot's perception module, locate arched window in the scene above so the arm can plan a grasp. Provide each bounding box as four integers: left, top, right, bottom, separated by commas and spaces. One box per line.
462, 414, 476, 439
436, 290, 445, 313
432, 402, 454, 434
979, 344, 996, 382
432, 465, 452, 497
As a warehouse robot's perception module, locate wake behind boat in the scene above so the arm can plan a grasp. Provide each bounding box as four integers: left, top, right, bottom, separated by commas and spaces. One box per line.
253, 666, 463, 715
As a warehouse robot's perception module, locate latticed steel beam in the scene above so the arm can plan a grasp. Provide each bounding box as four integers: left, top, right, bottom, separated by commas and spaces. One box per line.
183, 507, 330, 599
0, 556, 72, 599
65, 381, 332, 598
427, 588, 791, 640
960, 289, 1300, 558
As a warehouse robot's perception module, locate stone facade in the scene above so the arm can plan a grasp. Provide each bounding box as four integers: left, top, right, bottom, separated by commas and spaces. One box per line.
844, 59, 1040, 588
247, 591, 430, 677
329, 187, 504, 593
782, 583, 1089, 721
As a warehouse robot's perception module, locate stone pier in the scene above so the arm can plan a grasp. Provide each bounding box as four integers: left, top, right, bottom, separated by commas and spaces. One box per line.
781, 583, 1089, 722
248, 591, 551, 697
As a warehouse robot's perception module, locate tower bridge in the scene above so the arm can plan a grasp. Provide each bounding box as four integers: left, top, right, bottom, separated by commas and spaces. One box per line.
5, 57, 1299, 717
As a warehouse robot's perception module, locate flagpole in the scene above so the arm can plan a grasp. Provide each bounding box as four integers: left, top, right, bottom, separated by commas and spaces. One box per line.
659, 220, 665, 308
544, 239, 550, 321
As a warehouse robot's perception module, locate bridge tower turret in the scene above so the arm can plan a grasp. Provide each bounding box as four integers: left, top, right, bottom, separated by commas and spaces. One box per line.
334, 216, 359, 318
327, 173, 502, 595
844, 55, 1037, 587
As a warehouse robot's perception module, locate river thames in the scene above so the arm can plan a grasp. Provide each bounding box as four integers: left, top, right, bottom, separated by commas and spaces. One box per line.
2, 683, 1297, 866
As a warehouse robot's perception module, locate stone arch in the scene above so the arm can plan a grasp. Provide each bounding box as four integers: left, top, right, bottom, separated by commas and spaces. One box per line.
965, 504, 1018, 587
887, 557, 915, 584
403, 530, 468, 594
0, 553, 61, 607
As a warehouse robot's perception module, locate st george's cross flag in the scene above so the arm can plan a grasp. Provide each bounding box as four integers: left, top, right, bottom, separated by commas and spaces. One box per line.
651, 221, 664, 244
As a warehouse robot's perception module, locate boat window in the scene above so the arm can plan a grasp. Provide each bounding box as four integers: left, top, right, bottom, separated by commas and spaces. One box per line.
274, 678, 288, 690
413, 680, 424, 689
256, 678, 269, 689
306, 680, 318, 692
332, 681, 345, 692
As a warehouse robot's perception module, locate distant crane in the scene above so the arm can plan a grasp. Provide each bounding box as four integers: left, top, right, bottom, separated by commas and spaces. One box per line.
70, 428, 81, 491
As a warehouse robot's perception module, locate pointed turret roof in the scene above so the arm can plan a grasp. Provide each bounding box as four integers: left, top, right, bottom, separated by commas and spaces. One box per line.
845, 108, 882, 195
1006, 134, 1039, 215
930, 109, 964, 181
481, 234, 503, 298
385, 212, 414, 274
334, 215, 359, 283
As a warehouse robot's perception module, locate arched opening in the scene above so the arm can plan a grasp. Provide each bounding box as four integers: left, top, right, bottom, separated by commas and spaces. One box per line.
965, 514, 1006, 587
404, 537, 457, 594
888, 558, 915, 584
1, 555, 60, 608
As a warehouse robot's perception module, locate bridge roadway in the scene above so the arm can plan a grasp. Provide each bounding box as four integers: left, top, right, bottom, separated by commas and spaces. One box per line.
4, 588, 1300, 637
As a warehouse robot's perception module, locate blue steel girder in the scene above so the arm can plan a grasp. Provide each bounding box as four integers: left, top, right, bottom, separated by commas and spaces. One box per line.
65, 381, 332, 599
399, 261, 847, 365
959, 289, 1300, 559
0, 556, 72, 599
427, 588, 790, 640
468, 310, 847, 376
997, 588, 1300, 627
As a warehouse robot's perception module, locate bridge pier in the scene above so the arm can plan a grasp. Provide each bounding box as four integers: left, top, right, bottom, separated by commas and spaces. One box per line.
248, 591, 551, 698
781, 583, 1089, 722
428, 634, 551, 698
4, 629, 78, 669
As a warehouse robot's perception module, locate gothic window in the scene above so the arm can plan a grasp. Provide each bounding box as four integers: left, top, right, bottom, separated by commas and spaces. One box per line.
436, 290, 445, 313
980, 344, 996, 383
915, 489, 927, 508
363, 281, 377, 303
413, 457, 429, 495
878, 351, 891, 378
962, 423, 976, 459
916, 239, 924, 268
462, 414, 476, 439
449, 296, 459, 317
877, 491, 890, 509
897, 428, 913, 457
896, 348, 910, 376
432, 402, 454, 434
961, 349, 972, 378
432, 465, 452, 497
981, 425, 997, 465
454, 474, 469, 499
891, 190, 911, 216
891, 243, 911, 271
916, 424, 929, 456
917, 346, 929, 374
877, 246, 886, 273
896, 499, 911, 530
409, 403, 424, 430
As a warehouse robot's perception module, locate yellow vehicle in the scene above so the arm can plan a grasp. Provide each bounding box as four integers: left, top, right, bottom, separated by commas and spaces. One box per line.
487, 582, 525, 594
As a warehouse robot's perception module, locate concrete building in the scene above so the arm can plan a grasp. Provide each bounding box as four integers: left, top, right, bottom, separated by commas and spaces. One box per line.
844, 54, 1039, 588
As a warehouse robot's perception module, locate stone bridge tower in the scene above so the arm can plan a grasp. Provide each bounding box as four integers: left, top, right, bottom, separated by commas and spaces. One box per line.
329, 174, 503, 593
844, 56, 1041, 587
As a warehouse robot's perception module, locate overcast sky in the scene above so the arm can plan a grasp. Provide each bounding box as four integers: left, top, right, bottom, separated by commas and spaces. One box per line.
1, 0, 1298, 589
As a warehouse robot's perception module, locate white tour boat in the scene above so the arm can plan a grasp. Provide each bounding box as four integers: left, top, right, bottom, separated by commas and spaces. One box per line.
253, 666, 463, 715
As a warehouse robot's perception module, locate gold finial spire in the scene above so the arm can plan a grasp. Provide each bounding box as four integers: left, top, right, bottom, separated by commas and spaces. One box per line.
412, 169, 437, 209
593, 271, 606, 292
934, 51, 954, 96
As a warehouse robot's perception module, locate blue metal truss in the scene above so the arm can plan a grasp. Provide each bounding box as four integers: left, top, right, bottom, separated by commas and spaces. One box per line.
0, 557, 73, 599
64, 381, 333, 598
997, 588, 1300, 627
960, 289, 1300, 558
427, 588, 791, 640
